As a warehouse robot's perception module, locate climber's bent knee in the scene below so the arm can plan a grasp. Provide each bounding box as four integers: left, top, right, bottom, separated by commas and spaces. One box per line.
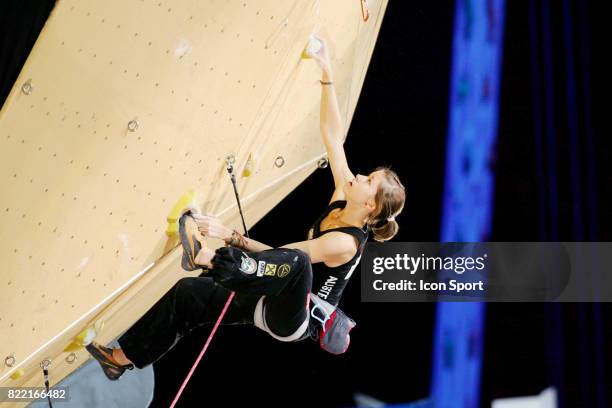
209, 247, 311, 294
253, 296, 309, 342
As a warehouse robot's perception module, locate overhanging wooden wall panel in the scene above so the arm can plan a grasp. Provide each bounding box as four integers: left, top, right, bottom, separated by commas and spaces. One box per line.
0, 0, 388, 389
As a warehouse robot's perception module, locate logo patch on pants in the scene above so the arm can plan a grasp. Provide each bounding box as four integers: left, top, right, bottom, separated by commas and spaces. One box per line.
239, 255, 257, 274
257, 261, 266, 277
264, 263, 277, 276
277, 264, 291, 278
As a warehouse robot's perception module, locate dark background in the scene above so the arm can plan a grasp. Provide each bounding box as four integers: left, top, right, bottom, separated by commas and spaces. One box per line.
2, 1, 610, 406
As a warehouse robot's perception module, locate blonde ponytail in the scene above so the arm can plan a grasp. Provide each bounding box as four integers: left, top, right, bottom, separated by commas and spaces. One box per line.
367, 166, 406, 242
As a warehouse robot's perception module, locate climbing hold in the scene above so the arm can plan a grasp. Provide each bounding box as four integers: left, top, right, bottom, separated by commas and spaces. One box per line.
167, 191, 197, 236
64, 327, 96, 352
10, 369, 25, 380
360, 0, 370, 22
243, 154, 255, 177
301, 35, 322, 59
63, 320, 104, 352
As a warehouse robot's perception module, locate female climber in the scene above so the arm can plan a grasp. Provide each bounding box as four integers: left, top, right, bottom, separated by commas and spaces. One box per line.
85, 37, 406, 381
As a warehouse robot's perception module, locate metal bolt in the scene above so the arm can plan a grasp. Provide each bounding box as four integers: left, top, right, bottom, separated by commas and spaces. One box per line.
317, 157, 329, 169
5, 355, 16, 367
127, 118, 139, 132
21, 80, 33, 95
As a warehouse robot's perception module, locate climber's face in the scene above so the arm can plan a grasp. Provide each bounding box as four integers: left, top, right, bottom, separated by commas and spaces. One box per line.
344, 170, 384, 213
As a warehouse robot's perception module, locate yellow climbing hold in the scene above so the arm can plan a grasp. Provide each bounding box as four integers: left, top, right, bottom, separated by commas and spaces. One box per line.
301, 35, 322, 59
166, 191, 197, 236
63, 320, 104, 352
243, 154, 255, 177
10, 369, 25, 380
64, 327, 95, 352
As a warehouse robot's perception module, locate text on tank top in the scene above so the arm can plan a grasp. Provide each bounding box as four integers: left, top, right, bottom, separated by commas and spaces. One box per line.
307, 200, 369, 307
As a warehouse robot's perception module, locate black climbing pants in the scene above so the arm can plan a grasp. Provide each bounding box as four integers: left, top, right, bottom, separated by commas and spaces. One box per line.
118, 248, 312, 368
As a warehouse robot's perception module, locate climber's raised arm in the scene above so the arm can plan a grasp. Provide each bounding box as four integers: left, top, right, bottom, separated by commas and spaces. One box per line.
312, 37, 355, 190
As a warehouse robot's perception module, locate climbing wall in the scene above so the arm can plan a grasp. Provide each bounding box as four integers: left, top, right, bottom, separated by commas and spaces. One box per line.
0, 0, 388, 396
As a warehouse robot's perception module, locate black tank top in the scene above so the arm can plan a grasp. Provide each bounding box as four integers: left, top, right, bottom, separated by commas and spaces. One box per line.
307, 200, 369, 307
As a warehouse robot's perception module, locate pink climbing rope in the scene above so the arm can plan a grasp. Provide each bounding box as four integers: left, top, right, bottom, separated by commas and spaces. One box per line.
169, 291, 236, 408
